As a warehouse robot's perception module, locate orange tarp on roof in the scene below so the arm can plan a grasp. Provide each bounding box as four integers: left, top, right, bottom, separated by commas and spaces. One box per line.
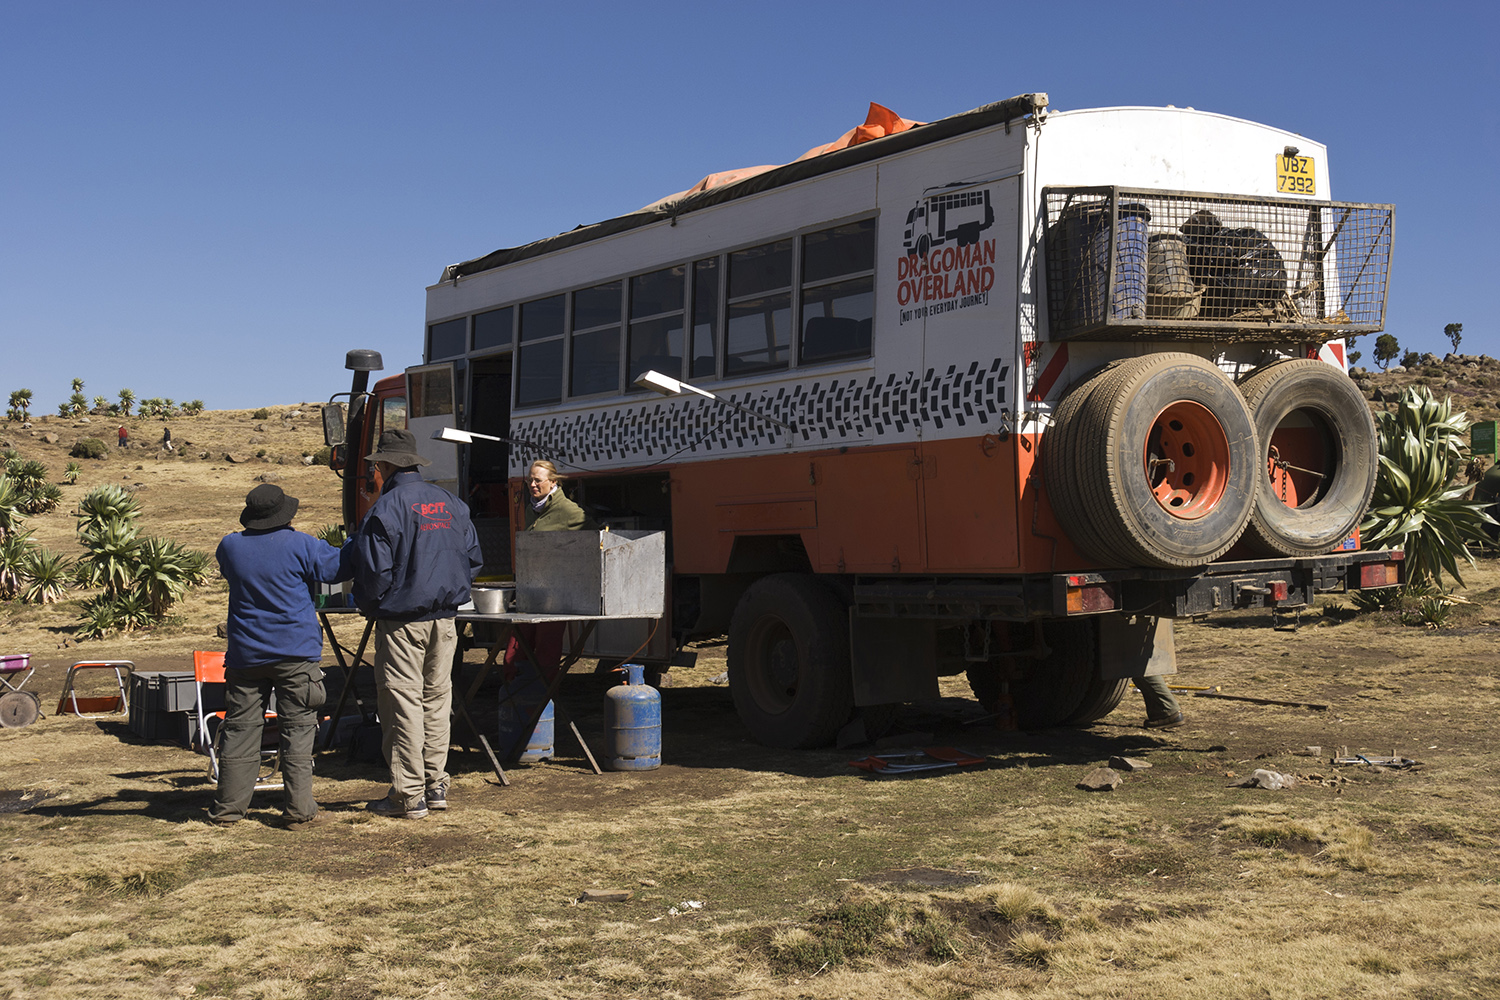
638, 103, 924, 213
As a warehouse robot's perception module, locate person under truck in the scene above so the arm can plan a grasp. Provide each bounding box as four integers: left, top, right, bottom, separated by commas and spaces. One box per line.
351, 428, 483, 820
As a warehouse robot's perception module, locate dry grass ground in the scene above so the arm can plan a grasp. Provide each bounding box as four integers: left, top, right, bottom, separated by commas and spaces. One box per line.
2, 407, 1500, 998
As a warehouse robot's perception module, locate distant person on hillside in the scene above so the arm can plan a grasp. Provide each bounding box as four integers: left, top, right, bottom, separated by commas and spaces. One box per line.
161, 427, 174, 452
210, 484, 352, 828
117, 425, 128, 448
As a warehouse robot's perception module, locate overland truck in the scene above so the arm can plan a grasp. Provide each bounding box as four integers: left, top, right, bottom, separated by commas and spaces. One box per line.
324, 93, 1402, 748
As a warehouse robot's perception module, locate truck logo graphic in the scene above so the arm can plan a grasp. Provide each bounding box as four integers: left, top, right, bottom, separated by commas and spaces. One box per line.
903, 188, 995, 258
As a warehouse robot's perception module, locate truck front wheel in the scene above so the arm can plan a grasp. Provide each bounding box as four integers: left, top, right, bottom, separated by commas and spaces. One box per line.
728, 574, 854, 748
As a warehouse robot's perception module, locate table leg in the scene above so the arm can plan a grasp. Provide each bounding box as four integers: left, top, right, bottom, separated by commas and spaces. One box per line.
318, 615, 375, 752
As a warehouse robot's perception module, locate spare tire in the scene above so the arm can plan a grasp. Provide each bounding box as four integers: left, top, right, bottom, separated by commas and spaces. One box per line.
1237, 358, 1377, 557
1066, 353, 1259, 568
1043, 361, 1134, 566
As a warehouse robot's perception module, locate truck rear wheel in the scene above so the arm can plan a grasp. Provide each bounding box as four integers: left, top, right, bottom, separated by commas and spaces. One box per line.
1067, 353, 1259, 567
964, 620, 1093, 730
1061, 675, 1130, 726
1237, 359, 1377, 557
728, 574, 854, 749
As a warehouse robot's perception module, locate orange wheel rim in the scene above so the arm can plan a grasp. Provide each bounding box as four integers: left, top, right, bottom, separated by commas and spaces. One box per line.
1144, 400, 1230, 520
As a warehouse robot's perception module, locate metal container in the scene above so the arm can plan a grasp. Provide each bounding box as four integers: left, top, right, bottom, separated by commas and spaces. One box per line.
471, 585, 514, 615
496, 666, 553, 763
603, 663, 660, 771
515, 530, 665, 617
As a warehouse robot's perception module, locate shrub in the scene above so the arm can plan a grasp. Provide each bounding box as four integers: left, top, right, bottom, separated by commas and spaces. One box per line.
314, 523, 347, 547
62, 461, 81, 485
76, 484, 142, 533
20, 548, 72, 604
0, 475, 25, 537
70, 438, 109, 460
251, 407, 270, 421
311, 445, 332, 466
181, 400, 205, 416
1360, 385, 1495, 587
0, 529, 35, 599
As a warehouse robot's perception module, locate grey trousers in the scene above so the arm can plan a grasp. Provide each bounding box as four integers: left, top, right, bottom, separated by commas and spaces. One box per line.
374, 618, 457, 810
1136, 674, 1181, 721
209, 659, 325, 823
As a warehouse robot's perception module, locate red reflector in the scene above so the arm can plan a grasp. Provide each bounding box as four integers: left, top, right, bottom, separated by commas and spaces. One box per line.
1066, 583, 1116, 613
1269, 580, 1289, 601
1359, 562, 1398, 588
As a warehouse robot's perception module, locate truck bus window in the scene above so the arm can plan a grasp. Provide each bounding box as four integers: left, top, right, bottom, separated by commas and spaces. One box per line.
800, 219, 876, 362
690, 257, 720, 379
570, 280, 623, 397
427, 317, 467, 362
726, 240, 792, 374
627, 265, 686, 390
472, 305, 514, 353
516, 295, 565, 406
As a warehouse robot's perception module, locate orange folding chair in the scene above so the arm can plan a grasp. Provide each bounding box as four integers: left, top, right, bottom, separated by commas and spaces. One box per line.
56, 660, 133, 718
193, 651, 283, 791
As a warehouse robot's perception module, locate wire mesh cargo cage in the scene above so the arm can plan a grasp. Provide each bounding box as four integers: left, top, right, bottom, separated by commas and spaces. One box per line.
1043, 186, 1393, 342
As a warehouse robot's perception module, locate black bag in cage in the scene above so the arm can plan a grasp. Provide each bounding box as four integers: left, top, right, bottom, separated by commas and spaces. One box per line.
1180, 209, 1288, 318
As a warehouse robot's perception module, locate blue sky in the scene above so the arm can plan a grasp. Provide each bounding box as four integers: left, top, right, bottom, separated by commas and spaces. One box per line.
3, 1, 1496, 410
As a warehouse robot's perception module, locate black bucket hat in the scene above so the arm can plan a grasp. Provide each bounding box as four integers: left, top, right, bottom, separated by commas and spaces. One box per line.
365, 428, 430, 468
240, 484, 299, 529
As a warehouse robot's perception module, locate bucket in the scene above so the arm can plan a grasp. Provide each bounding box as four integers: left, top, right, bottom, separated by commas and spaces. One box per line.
471, 586, 514, 615
603, 663, 661, 771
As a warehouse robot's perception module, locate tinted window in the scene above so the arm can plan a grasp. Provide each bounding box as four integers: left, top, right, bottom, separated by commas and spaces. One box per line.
691, 257, 719, 379
573, 281, 622, 330
427, 318, 466, 360
726, 294, 791, 373
570, 327, 620, 396
631, 266, 685, 319
803, 218, 876, 283
516, 339, 563, 406
628, 314, 684, 387
728, 240, 792, 298
519, 296, 565, 342
800, 278, 873, 362
472, 306, 513, 352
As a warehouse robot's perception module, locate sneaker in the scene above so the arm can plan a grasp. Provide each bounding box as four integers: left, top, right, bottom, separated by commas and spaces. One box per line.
426, 779, 449, 811
366, 796, 428, 820
1144, 711, 1186, 730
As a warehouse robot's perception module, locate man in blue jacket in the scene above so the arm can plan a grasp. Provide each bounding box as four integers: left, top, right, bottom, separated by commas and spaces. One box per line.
352, 429, 483, 819
211, 484, 351, 827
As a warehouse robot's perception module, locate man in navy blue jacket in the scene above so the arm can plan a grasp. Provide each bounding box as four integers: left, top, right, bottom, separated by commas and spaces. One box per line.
352, 429, 483, 819
211, 484, 351, 827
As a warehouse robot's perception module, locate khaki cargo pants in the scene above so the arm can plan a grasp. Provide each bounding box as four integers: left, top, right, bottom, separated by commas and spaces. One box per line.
373, 618, 457, 810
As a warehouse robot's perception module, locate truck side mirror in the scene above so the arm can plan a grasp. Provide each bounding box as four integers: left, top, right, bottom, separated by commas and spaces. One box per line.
322, 403, 348, 447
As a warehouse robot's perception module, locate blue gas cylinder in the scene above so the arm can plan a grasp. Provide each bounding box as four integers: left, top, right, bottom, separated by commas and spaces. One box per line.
497, 675, 554, 763
603, 663, 660, 771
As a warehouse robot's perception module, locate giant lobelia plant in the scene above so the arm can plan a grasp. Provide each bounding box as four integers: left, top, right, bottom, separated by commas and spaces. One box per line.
1360, 385, 1495, 588
71, 484, 207, 634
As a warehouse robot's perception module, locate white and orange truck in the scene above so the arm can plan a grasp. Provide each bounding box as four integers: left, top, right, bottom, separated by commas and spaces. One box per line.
326, 93, 1401, 747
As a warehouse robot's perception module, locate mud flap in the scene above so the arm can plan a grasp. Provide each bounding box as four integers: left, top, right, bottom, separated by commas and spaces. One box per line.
849, 614, 938, 705
1098, 615, 1175, 680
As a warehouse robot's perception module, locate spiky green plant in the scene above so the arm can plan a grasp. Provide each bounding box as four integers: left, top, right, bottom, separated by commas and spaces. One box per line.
315, 523, 347, 547
21, 548, 73, 604
75, 595, 120, 640
181, 399, 205, 416
0, 530, 37, 599
76, 484, 143, 534
0, 475, 25, 538
62, 461, 81, 485
117, 388, 135, 416
111, 588, 153, 631
134, 537, 204, 616
75, 518, 141, 595
1360, 386, 1496, 587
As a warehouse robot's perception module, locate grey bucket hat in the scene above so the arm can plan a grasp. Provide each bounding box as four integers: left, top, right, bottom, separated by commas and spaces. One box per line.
365, 428, 431, 468
240, 484, 299, 529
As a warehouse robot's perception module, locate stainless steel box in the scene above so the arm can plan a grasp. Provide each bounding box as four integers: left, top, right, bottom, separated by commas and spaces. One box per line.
515, 530, 665, 617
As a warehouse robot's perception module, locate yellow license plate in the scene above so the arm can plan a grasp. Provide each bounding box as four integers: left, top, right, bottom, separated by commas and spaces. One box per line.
1276, 154, 1316, 195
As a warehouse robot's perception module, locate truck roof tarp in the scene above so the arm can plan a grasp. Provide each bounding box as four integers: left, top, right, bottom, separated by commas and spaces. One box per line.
439, 93, 1047, 283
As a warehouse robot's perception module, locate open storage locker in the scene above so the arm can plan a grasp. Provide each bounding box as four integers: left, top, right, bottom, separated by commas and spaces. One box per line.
1043, 186, 1393, 342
